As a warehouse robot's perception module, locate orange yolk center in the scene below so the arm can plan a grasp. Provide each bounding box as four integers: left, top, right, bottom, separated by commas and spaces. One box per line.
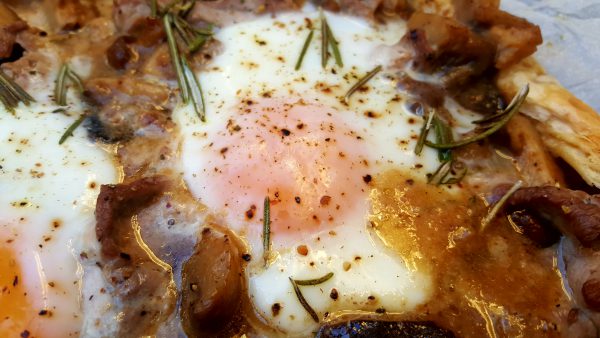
0, 246, 36, 337
201, 98, 371, 237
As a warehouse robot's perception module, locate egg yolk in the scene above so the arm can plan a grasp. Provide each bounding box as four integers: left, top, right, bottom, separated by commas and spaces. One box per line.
0, 246, 36, 337
200, 98, 371, 237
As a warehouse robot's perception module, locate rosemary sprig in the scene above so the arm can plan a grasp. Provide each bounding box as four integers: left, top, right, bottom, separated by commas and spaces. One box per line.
325, 20, 343, 67
59, 114, 86, 145
173, 15, 213, 53
54, 65, 69, 106
320, 11, 343, 68
181, 57, 206, 121
320, 11, 328, 68
163, 14, 188, 102
427, 159, 467, 185
481, 180, 523, 230
55, 64, 83, 106
343, 65, 382, 104
432, 116, 452, 162
263, 196, 271, 267
289, 277, 319, 322
295, 30, 314, 71
294, 272, 334, 286
425, 84, 529, 150
414, 109, 435, 156
150, 0, 158, 18
163, 13, 209, 121
0, 70, 34, 112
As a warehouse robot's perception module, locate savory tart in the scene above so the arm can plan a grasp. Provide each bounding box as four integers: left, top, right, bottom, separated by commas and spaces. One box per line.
0, 0, 599, 337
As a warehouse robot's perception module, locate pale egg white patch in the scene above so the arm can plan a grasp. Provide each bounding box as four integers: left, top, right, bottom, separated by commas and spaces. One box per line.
176, 9, 439, 337
0, 101, 118, 337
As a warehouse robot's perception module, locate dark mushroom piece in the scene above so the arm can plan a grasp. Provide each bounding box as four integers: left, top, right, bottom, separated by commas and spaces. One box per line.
180, 227, 244, 336
316, 320, 455, 338
504, 186, 600, 249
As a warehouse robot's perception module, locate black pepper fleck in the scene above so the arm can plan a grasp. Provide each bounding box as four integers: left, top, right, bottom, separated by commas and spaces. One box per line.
271, 303, 281, 316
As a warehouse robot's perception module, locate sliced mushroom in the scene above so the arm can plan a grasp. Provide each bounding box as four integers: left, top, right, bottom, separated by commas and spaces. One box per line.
316, 320, 455, 338
180, 227, 244, 335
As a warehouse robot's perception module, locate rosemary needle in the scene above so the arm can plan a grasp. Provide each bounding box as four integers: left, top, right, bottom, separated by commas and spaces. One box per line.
54, 64, 70, 106
320, 11, 328, 68
425, 84, 529, 150
294, 272, 334, 286
163, 13, 188, 102
263, 196, 271, 267
414, 109, 435, 156
289, 277, 319, 323
150, 0, 158, 18
181, 57, 206, 121
343, 65, 382, 104
0, 70, 34, 112
295, 30, 314, 71
325, 20, 343, 67
481, 180, 523, 230
59, 114, 86, 145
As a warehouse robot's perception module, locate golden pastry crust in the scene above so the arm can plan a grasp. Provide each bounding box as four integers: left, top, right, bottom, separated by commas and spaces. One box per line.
497, 57, 600, 187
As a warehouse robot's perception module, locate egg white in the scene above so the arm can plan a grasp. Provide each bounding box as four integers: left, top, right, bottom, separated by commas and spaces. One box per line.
0, 96, 118, 335
176, 9, 442, 336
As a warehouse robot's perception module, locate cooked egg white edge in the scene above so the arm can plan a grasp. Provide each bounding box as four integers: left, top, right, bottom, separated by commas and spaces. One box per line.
0, 96, 118, 336
175, 10, 440, 336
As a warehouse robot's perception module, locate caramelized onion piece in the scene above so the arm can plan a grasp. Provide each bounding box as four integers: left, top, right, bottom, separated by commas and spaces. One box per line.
95, 177, 176, 336
316, 320, 455, 338
181, 227, 243, 335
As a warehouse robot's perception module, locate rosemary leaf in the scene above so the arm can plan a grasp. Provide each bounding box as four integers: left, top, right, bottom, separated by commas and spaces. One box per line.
163, 14, 188, 102
181, 57, 206, 121
295, 30, 314, 71
425, 84, 529, 150
481, 180, 523, 230
0, 70, 34, 112
428, 159, 467, 186
325, 20, 342, 67
432, 115, 452, 162
294, 272, 334, 286
263, 196, 271, 267
414, 109, 435, 156
59, 114, 86, 145
427, 160, 452, 185
54, 64, 84, 107
289, 277, 319, 323
439, 160, 467, 185
320, 10, 328, 68
173, 15, 193, 46
343, 65, 382, 104
150, 0, 158, 18
188, 35, 209, 53
67, 68, 84, 92
54, 64, 69, 106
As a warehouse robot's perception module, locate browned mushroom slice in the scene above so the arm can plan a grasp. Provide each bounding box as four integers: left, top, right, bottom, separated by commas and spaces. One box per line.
180, 227, 244, 336
506, 186, 600, 249
316, 320, 455, 338
84, 76, 172, 141
406, 12, 495, 80
96, 176, 177, 336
